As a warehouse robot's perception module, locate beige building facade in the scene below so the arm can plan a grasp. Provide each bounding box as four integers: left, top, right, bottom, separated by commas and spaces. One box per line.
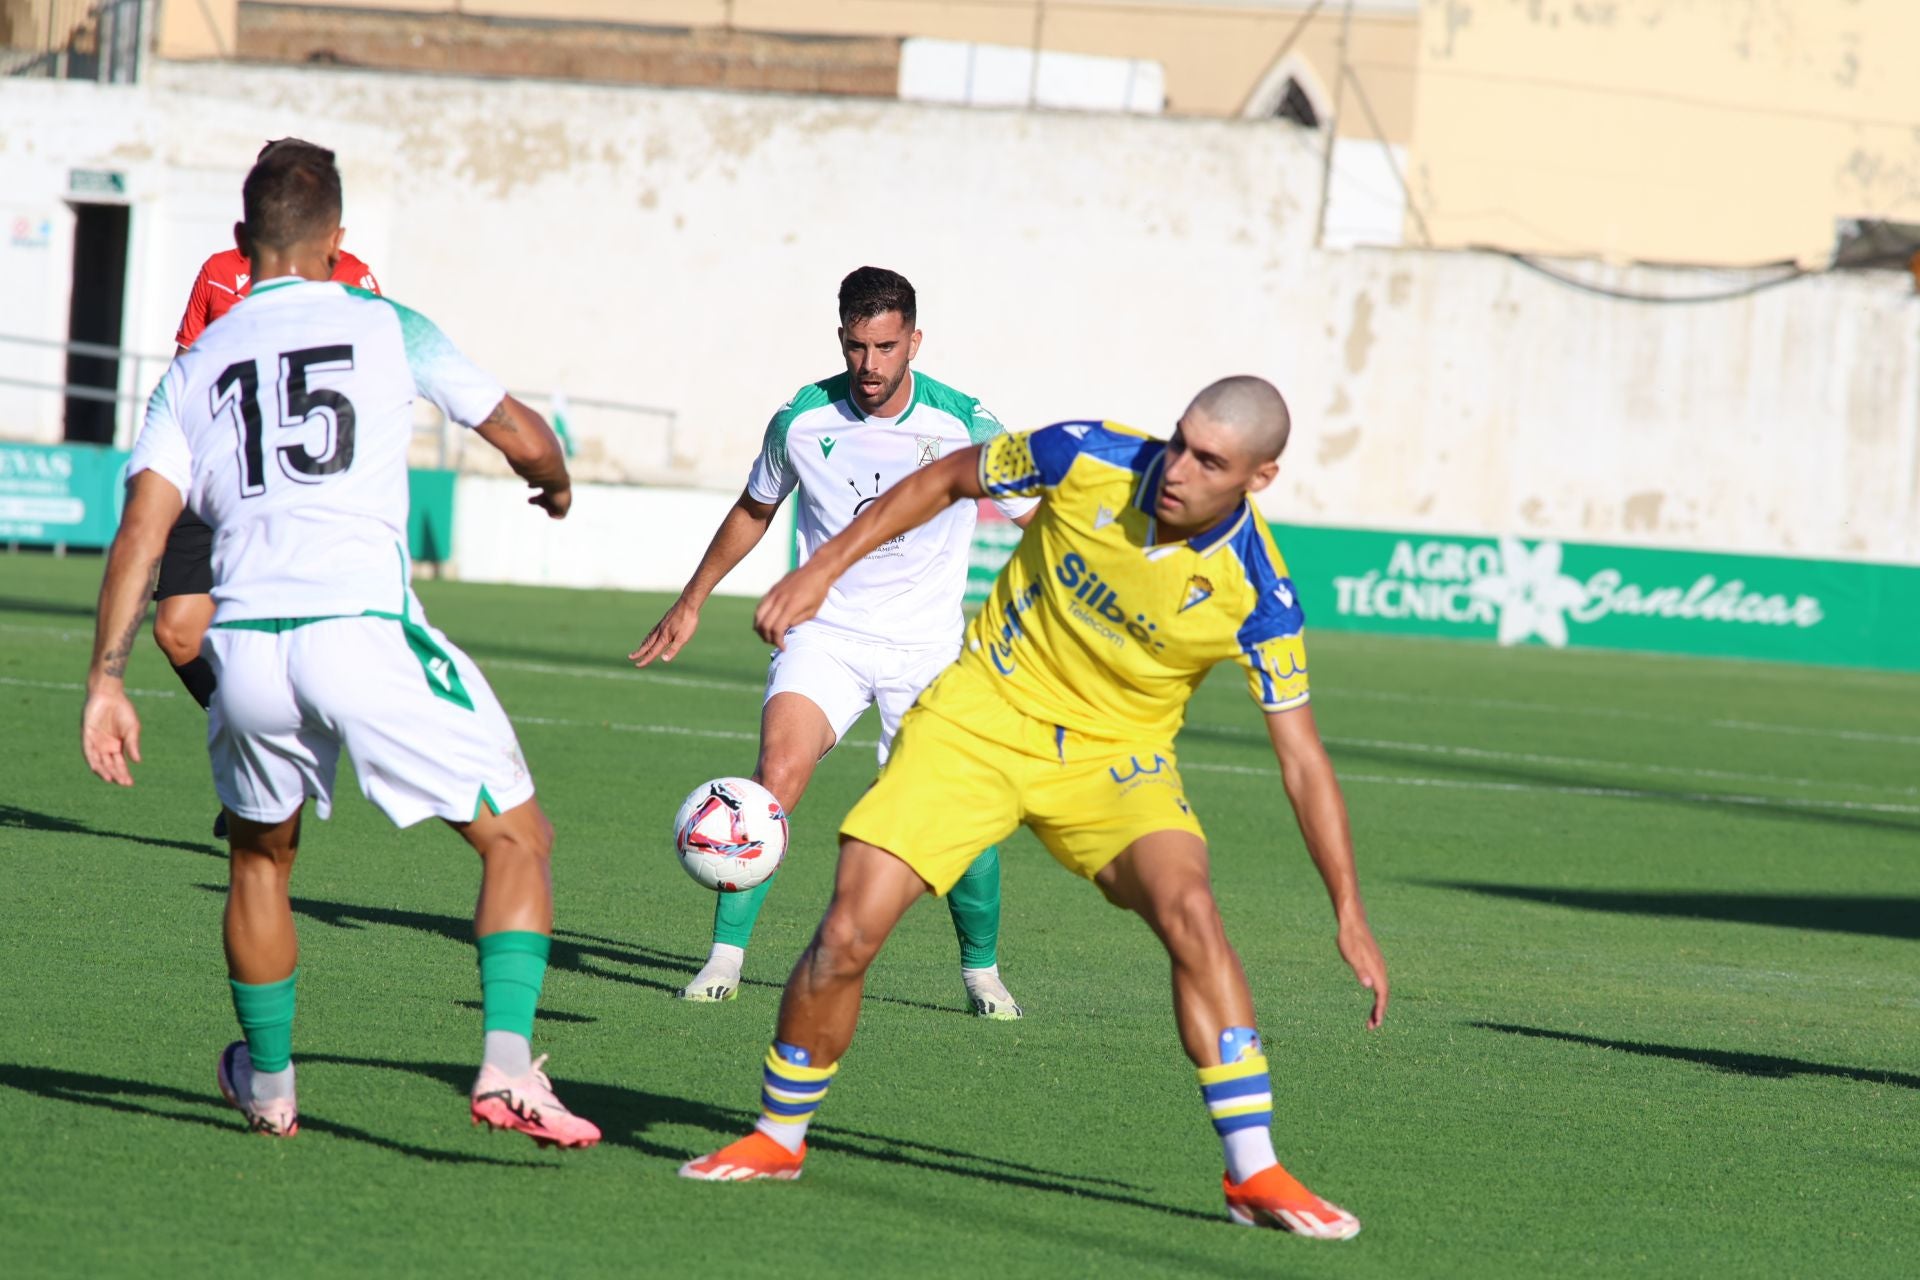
1408, 0, 1920, 267
32, 1, 1920, 266
144, 1, 1420, 136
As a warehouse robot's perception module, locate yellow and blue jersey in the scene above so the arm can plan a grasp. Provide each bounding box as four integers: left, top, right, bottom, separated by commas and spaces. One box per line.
942, 420, 1310, 745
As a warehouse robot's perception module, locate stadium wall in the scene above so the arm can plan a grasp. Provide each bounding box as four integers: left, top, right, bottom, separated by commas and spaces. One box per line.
2, 62, 1916, 584
450, 475, 790, 596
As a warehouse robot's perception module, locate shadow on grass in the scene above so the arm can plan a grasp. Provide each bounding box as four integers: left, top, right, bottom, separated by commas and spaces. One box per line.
3, 803, 220, 857
192, 888, 971, 1019
0, 594, 100, 620
1426, 881, 1920, 942
1, 1056, 1211, 1223
457, 634, 755, 688
304, 1053, 1186, 1214
0, 1062, 528, 1166
1473, 1024, 1920, 1090
1178, 724, 1920, 836
453, 998, 596, 1025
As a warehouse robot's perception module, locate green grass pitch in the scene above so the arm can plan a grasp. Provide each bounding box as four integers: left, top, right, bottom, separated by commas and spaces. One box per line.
1, 551, 1915, 1277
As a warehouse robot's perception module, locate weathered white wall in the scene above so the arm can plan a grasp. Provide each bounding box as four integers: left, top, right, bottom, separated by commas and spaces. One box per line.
451, 476, 788, 594
2, 62, 1916, 563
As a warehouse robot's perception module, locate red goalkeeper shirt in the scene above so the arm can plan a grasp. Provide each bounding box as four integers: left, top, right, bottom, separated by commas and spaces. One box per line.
174, 248, 381, 349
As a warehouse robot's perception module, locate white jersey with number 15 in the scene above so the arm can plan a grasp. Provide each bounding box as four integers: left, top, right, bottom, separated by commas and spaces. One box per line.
131, 278, 504, 624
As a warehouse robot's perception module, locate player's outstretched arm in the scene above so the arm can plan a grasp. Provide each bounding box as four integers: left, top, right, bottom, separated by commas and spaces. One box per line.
82, 472, 184, 786
630, 488, 782, 667
474, 395, 571, 519
753, 445, 986, 646
1266, 704, 1389, 1029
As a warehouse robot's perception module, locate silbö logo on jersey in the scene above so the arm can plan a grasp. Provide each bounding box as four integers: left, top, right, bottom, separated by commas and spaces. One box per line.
978, 554, 1170, 678
1056, 553, 1168, 653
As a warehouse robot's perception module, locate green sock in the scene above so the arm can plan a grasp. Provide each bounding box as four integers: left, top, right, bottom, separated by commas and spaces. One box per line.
947, 845, 1003, 970
713, 876, 774, 950
476, 930, 550, 1040
228, 971, 298, 1074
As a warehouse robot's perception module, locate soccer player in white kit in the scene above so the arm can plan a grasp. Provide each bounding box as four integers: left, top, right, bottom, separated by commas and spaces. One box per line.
631, 267, 1037, 1013
80, 142, 600, 1148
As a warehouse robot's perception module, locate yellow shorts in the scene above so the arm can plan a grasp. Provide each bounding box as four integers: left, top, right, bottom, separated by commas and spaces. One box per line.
840, 668, 1205, 895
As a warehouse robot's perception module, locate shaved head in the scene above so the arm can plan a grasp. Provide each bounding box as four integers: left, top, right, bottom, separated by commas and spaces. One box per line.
1185, 375, 1291, 462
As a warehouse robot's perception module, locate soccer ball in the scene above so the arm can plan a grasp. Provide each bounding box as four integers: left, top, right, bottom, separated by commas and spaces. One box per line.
673, 777, 789, 892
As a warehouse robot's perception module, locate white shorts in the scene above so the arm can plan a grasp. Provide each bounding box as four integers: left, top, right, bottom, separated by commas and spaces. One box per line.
203, 614, 535, 827
764, 630, 960, 766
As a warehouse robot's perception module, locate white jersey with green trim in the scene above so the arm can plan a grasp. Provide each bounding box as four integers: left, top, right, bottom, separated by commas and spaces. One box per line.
130, 277, 504, 623
747, 370, 1038, 647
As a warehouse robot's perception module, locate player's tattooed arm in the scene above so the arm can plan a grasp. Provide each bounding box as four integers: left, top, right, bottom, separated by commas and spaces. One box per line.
82, 474, 180, 786
479, 397, 516, 434
97, 561, 159, 678
475, 395, 571, 518
88, 476, 178, 688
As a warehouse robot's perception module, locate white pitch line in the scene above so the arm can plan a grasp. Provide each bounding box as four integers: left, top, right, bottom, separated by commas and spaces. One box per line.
1178, 758, 1920, 817
483, 657, 760, 694
1706, 718, 1920, 747
1183, 726, 1920, 800
515, 664, 1919, 800
505, 711, 1920, 818
0, 621, 90, 639
0, 675, 177, 699
9, 623, 1917, 749
11, 620, 1920, 753
517, 714, 758, 744
482, 650, 1920, 751
1325, 686, 1920, 747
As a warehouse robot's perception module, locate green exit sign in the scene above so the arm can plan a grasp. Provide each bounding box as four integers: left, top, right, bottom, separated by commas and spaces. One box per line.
68, 169, 126, 196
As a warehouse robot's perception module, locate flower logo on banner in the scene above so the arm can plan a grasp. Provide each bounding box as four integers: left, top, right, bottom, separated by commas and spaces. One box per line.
1468, 537, 1590, 647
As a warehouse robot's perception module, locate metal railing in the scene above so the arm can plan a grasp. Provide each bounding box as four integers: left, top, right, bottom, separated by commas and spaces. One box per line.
3, 0, 142, 82
0, 331, 687, 483
501, 389, 687, 484
0, 331, 169, 448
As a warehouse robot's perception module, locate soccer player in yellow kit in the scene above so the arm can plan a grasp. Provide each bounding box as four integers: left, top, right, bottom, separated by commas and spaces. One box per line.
680, 376, 1388, 1240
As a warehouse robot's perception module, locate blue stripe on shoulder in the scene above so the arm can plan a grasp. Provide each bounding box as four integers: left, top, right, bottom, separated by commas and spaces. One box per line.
1027, 421, 1158, 487
1226, 519, 1306, 650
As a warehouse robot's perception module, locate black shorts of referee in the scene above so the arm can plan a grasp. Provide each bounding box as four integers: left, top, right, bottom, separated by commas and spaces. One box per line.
154, 509, 214, 600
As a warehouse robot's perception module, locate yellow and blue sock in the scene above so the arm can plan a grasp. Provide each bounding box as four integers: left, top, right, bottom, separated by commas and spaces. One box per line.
754, 1040, 838, 1154
1198, 1026, 1279, 1184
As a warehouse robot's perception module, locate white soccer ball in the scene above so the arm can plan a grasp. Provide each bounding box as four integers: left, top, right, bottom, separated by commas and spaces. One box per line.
673, 776, 789, 892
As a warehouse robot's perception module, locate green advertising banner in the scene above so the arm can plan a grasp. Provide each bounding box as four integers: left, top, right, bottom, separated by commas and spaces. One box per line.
1272, 524, 1920, 672
407, 468, 457, 564
0, 443, 455, 563
961, 515, 1920, 672
0, 442, 129, 548
965, 504, 1023, 605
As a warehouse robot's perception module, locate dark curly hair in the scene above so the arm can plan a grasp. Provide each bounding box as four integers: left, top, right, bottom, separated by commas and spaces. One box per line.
838, 266, 916, 329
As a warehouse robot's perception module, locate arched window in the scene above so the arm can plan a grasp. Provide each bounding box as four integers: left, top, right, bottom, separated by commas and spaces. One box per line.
1274, 77, 1319, 126
1240, 53, 1331, 125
